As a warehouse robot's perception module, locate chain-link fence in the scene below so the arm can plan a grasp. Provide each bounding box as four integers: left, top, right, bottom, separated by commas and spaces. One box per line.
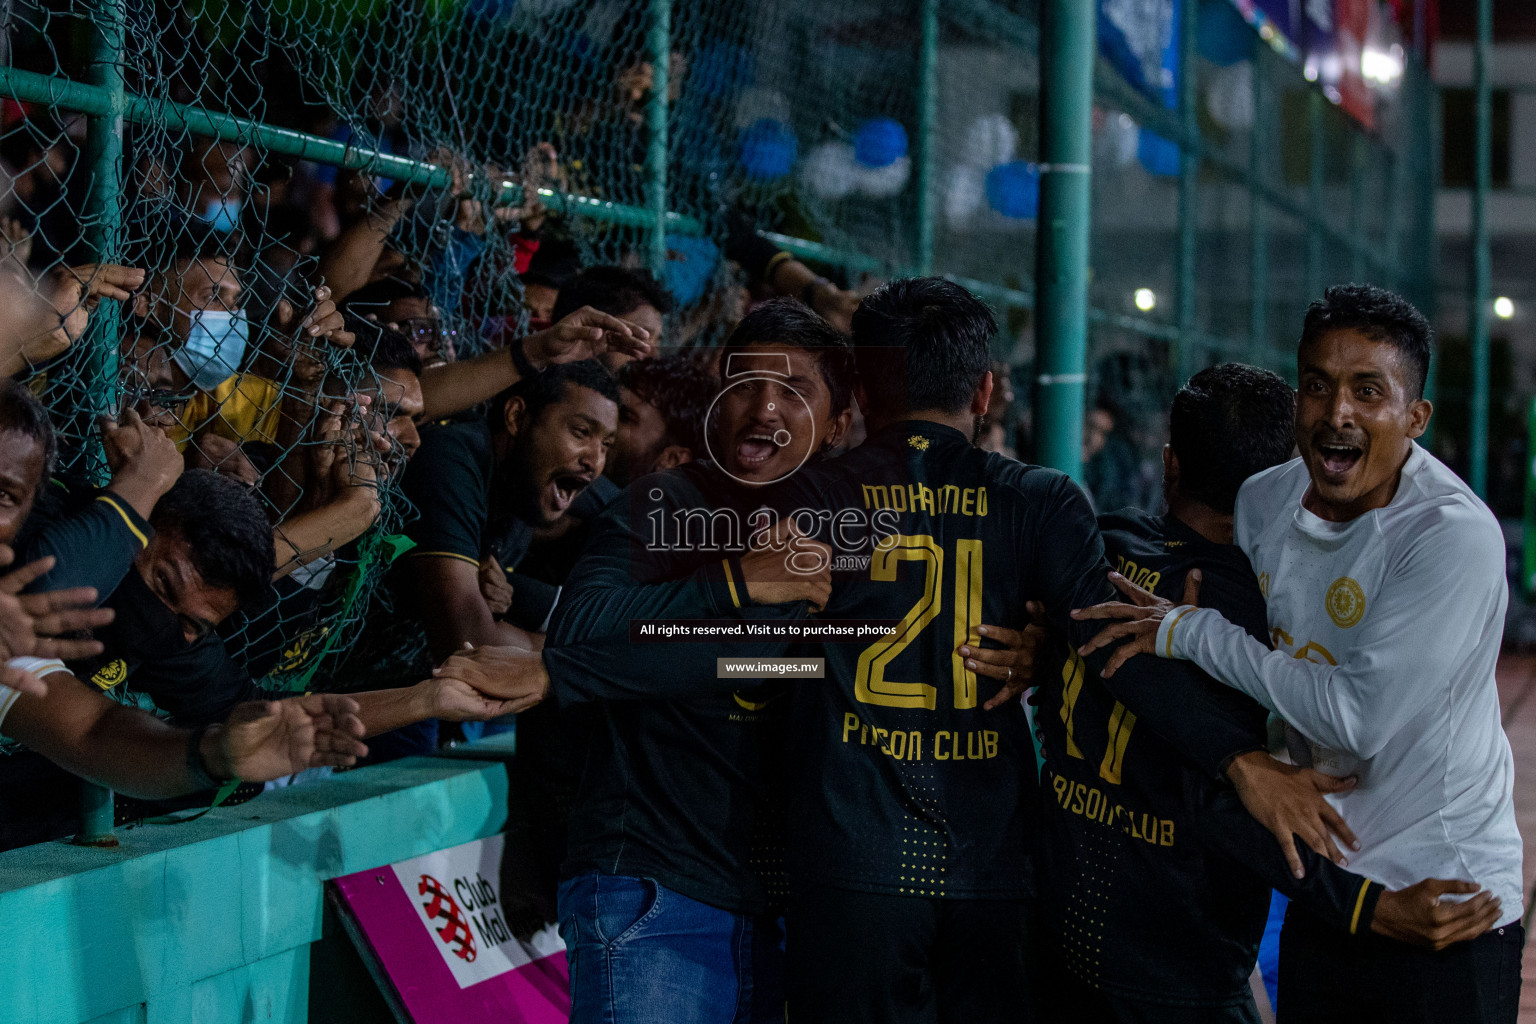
0, 0, 1437, 697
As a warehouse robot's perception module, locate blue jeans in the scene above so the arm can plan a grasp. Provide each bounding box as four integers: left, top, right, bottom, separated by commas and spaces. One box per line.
557, 872, 783, 1024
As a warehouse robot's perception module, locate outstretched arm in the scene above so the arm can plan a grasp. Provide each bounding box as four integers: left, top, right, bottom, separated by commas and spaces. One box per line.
1, 672, 367, 799
1080, 514, 1504, 762
417, 306, 653, 420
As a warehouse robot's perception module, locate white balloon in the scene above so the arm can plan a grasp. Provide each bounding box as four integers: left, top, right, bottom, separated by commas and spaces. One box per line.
961, 114, 1019, 169
733, 87, 792, 131
855, 155, 911, 198
1206, 61, 1255, 131
801, 141, 859, 201
943, 164, 986, 225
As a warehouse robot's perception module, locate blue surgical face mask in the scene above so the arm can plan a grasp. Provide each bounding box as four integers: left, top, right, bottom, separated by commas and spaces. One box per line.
172, 309, 248, 391
200, 196, 243, 233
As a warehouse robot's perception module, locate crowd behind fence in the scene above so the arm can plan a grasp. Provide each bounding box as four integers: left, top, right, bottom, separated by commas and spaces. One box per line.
0, 0, 1436, 835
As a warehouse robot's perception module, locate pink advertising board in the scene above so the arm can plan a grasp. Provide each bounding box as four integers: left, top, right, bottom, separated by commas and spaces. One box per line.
330, 832, 569, 1023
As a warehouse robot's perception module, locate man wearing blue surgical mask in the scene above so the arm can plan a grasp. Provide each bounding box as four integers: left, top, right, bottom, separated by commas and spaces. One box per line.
127, 231, 247, 395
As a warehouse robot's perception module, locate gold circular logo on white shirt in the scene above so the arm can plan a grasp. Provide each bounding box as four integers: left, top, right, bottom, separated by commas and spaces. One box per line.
1325, 577, 1366, 629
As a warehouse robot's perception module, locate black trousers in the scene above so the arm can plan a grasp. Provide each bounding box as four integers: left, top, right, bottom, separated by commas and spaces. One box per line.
1278, 901, 1524, 1024
786, 886, 1034, 1024
1037, 965, 1261, 1024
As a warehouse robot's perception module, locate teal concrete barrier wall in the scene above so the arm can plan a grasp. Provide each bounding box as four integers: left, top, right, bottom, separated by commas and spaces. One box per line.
0, 756, 510, 1024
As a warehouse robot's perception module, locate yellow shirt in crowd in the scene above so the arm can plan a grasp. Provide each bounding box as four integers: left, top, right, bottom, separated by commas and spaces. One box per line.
173, 373, 285, 448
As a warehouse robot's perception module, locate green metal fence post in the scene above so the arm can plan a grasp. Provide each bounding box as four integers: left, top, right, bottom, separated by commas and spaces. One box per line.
1034, 0, 1094, 480
1469, 0, 1492, 497
1175, 0, 1198, 382
1420, 64, 1441, 447
915, 0, 940, 276
1305, 89, 1324, 304
76, 0, 127, 848
645, 0, 670, 279
1248, 46, 1268, 362
1348, 133, 1365, 282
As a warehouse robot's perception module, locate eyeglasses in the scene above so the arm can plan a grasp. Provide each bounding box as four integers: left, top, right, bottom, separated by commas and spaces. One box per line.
398, 317, 454, 354
121, 387, 197, 409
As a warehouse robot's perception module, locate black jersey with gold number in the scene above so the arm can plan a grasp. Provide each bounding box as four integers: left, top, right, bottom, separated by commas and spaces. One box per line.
773, 421, 1155, 899
1034, 509, 1384, 1007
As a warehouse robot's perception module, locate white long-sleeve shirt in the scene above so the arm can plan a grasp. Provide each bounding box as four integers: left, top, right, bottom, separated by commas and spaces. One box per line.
1155, 444, 1523, 925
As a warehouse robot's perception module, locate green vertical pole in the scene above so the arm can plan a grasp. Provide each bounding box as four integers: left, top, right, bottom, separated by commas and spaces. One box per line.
1384, 149, 1402, 292
1348, 132, 1365, 281
1034, 0, 1095, 480
1421, 69, 1441, 447
1305, 89, 1324, 303
1469, 0, 1491, 498
1248, 47, 1268, 362
1523, 396, 1536, 596
77, 0, 126, 848
645, 0, 670, 278
1175, 0, 1198, 380
81, 0, 126, 479
915, 0, 940, 275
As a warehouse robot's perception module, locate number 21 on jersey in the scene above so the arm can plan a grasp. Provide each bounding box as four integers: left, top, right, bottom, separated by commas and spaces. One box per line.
854, 533, 984, 711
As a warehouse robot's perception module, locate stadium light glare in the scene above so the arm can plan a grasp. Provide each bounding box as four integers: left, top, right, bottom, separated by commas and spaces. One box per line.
1361, 47, 1403, 85
1134, 288, 1157, 312
1495, 296, 1515, 320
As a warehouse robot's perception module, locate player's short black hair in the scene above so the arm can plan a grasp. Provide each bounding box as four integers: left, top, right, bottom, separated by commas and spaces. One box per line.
551, 265, 674, 323
620, 352, 716, 456
130, 218, 232, 277
0, 379, 57, 479
1170, 363, 1295, 515
1299, 284, 1433, 401
340, 276, 432, 314
521, 235, 582, 291
149, 469, 275, 608
850, 277, 996, 419
493, 359, 620, 432
719, 298, 855, 417
348, 313, 423, 378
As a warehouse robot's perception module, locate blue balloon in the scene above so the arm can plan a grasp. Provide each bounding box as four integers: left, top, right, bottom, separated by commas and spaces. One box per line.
738, 119, 797, 180
1197, 0, 1253, 66
664, 234, 721, 308
984, 161, 1040, 219
1137, 130, 1182, 177
854, 118, 908, 168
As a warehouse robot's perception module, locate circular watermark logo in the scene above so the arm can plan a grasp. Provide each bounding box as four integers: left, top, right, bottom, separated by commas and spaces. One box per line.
704, 353, 818, 486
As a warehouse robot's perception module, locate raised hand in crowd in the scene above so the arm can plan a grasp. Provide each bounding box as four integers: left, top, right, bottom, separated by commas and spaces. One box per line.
272, 397, 385, 574
500, 142, 560, 234
0, 551, 114, 697
0, 263, 146, 376
411, 304, 651, 423
522, 305, 652, 369
315, 195, 414, 305
100, 408, 184, 519
271, 284, 356, 385
184, 431, 261, 486
0, 217, 31, 270
41, 263, 146, 356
